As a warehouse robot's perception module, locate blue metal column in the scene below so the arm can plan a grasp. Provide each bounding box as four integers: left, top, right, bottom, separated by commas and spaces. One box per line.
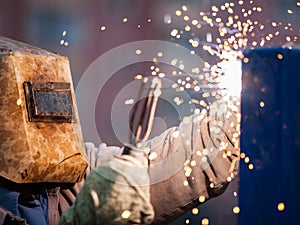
239, 47, 300, 225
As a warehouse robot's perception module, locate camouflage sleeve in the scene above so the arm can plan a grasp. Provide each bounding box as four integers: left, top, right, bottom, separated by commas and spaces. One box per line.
146, 98, 240, 224
59, 154, 154, 225
56, 143, 124, 224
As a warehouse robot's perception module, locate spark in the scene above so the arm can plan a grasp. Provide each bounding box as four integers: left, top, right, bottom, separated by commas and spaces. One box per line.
175, 10, 182, 16
170, 29, 179, 37
185, 25, 191, 31
191, 40, 199, 47
157, 52, 163, 57
190, 160, 196, 167
202, 218, 209, 225
164, 14, 172, 24
192, 208, 199, 215
16, 99, 22, 106
240, 152, 246, 158
192, 19, 198, 25
199, 195, 206, 203
233, 206, 240, 214
277, 202, 285, 211
125, 99, 134, 105
244, 157, 250, 163
248, 164, 254, 170
183, 15, 190, 21
183, 180, 189, 186
134, 74, 143, 80
148, 152, 158, 160
121, 210, 131, 219
182, 5, 188, 12
135, 49, 142, 55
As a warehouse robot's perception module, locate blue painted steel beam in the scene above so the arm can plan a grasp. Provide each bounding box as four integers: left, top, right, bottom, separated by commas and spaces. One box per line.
239, 47, 300, 225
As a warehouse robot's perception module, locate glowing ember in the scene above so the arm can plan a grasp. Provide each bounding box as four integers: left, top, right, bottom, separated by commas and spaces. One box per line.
244, 156, 250, 163
134, 74, 143, 80
277, 202, 285, 211
135, 49, 142, 55
125, 99, 134, 105
16, 98, 22, 106
277, 53, 283, 59
121, 210, 131, 219
199, 195, 206, 203
202, 218, 209, 225
192, 208, 199, 215
259, 101, 265, 107
248, 164, 254, 170
148, 152, 158, 161
233, 206, 240, 214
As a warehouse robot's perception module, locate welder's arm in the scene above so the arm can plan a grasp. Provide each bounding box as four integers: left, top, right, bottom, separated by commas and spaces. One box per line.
57, 99, 240, 225
146, 99, 240, 224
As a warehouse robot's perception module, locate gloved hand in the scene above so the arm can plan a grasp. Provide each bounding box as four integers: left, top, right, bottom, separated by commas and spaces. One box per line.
59, 149, 154, 225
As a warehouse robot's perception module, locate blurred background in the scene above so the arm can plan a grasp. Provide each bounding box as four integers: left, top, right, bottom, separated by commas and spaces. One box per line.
1, 0, 300, 224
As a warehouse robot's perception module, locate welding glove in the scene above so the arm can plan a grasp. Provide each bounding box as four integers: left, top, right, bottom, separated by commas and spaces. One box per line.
59, 149, 154, 225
